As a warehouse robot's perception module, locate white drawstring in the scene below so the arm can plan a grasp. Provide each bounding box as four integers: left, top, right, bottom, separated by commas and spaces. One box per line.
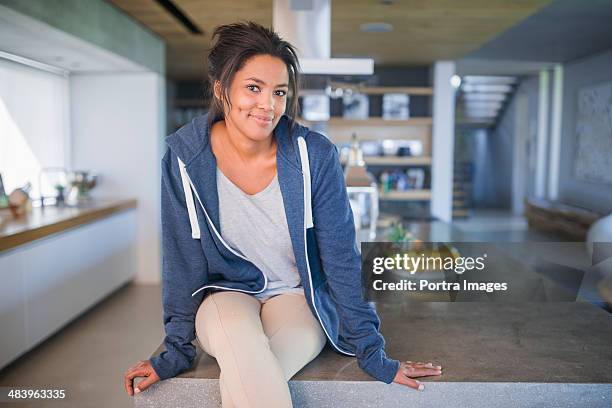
178, 137, 310, 240
297, 136, 314, 229
177, 157, 201, 239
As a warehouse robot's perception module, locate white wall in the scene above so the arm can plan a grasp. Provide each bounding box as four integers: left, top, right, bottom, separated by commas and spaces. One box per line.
70, 73, 165, 283
558, 48, 612, 213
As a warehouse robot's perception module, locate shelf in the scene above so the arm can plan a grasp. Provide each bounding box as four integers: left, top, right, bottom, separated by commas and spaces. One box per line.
341, 156, 432, 166
378, 190, 431, 201
298, 117, 433, 126
328, 82, 434, 96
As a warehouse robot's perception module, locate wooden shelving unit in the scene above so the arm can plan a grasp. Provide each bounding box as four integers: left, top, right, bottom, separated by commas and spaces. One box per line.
298, 85, 434, 208
340, 156, 432, 166
329, 81, 434, 96
299, 117, 432, 126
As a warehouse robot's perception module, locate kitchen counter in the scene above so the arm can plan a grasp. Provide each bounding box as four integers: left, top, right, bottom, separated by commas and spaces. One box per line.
143, 295, 612, 407
0, 198, 137, 253
1, 198, 138, 370
139, 220, 611, 407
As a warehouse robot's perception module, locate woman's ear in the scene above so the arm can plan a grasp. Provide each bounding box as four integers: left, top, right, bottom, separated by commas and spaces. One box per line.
213, 80, 221, 101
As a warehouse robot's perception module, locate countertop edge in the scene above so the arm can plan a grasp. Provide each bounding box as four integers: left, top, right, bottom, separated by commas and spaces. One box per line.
0, 199, 138, 253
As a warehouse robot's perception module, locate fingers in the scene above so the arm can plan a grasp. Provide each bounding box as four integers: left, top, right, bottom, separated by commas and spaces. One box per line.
124, 367, 147, 396
405, 361, 442, 370
124, 360, 159, 397
406, 361, 442, 370
135, 374, 158, 394
403, 366, 442, 378
398, 375, 424, 391
394, 360, 444, 391
402, 361, 443, 378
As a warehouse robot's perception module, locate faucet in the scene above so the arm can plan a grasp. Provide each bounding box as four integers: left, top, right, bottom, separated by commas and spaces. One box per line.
38, 167, 68, 207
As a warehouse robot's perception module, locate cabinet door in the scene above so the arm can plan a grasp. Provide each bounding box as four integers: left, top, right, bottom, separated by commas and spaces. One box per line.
0, 251, 27, 369
24, 211, 136, 348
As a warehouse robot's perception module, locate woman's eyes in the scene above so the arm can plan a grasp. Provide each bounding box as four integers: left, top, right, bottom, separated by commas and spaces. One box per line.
246, 85, 287, 97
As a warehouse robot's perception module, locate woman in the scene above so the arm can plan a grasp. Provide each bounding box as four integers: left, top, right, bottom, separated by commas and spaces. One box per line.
124, 21, 442, 406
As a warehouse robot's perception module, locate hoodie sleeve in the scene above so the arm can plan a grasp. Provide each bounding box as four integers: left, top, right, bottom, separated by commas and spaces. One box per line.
149, 148, 208, 380
310, 141, 400, 384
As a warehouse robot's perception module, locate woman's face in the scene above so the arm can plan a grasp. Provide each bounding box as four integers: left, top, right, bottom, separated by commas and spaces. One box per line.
216, 54, 289, 142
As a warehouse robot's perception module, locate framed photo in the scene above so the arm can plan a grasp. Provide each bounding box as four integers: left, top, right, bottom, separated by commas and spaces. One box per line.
301, 94, 330, 121
343, 92, 369, 120
383, 93, 410, 119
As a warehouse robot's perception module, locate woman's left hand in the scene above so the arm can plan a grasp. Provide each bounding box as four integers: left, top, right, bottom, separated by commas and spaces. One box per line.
392, 360, 442, 391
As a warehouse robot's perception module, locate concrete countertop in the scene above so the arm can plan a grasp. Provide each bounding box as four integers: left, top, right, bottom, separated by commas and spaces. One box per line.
142, 220, 612, 407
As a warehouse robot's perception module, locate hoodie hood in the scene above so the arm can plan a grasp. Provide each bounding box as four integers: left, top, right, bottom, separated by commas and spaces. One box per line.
154, 110, 401, 384
165, 112, 307, 172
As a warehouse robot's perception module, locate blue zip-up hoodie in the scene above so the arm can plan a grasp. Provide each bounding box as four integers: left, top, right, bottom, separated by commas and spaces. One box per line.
150, 112, 400, 384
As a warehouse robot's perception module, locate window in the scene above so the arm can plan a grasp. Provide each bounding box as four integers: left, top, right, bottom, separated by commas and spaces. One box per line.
0, 56, 70, 200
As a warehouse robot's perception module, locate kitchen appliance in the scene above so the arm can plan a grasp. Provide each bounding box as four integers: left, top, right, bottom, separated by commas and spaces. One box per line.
343, 133, 379, 240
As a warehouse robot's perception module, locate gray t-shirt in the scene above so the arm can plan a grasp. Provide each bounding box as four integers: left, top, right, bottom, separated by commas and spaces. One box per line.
216, 167, 304, 301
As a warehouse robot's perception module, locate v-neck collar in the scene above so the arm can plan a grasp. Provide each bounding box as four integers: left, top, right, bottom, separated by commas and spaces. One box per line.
217, 166, 279, 198
178, 113, 304, 240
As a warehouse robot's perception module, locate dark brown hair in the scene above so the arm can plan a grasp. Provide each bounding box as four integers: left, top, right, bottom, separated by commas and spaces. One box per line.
206, 21, 301, 133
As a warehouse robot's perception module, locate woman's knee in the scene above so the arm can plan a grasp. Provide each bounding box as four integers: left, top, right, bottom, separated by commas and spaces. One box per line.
196, 291, 269, 352
195, 292, 219, 352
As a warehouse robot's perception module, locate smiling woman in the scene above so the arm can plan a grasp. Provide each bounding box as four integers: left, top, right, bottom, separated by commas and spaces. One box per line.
204, 22, 301, 196
124, 21, 442, 407
206, 22, 300, 134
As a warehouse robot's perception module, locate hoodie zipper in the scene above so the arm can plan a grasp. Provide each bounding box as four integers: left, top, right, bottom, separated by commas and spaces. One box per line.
177, 159, 268, 297
297, 137, 355, 357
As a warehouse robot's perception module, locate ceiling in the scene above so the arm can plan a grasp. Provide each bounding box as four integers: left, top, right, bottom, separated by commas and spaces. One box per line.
106, 0, 552, 80
0, 4, 145, 75
467, 0, 612, 64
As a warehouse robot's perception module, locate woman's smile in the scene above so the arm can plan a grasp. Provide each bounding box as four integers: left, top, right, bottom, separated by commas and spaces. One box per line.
249, 114, 274, 126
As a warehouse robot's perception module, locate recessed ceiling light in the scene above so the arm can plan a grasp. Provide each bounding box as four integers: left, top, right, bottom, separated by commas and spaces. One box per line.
360, 22, 394, 33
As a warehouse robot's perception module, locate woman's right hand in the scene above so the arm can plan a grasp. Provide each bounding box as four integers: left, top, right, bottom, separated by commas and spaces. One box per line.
124, 360, 160, 396
392, 360, 442, 391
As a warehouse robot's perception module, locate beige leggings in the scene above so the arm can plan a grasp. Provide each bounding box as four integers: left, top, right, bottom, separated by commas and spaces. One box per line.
195, 290, 327, 408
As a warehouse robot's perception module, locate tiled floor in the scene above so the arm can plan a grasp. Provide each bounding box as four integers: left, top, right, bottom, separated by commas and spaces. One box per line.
0, 283, 163, 408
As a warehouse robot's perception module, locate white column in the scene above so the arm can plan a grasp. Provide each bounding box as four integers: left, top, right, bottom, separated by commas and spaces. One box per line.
535, 70, 549, 198
548, 64, 563, 201
512, 93, 529, 215
431, 61, 456, 223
